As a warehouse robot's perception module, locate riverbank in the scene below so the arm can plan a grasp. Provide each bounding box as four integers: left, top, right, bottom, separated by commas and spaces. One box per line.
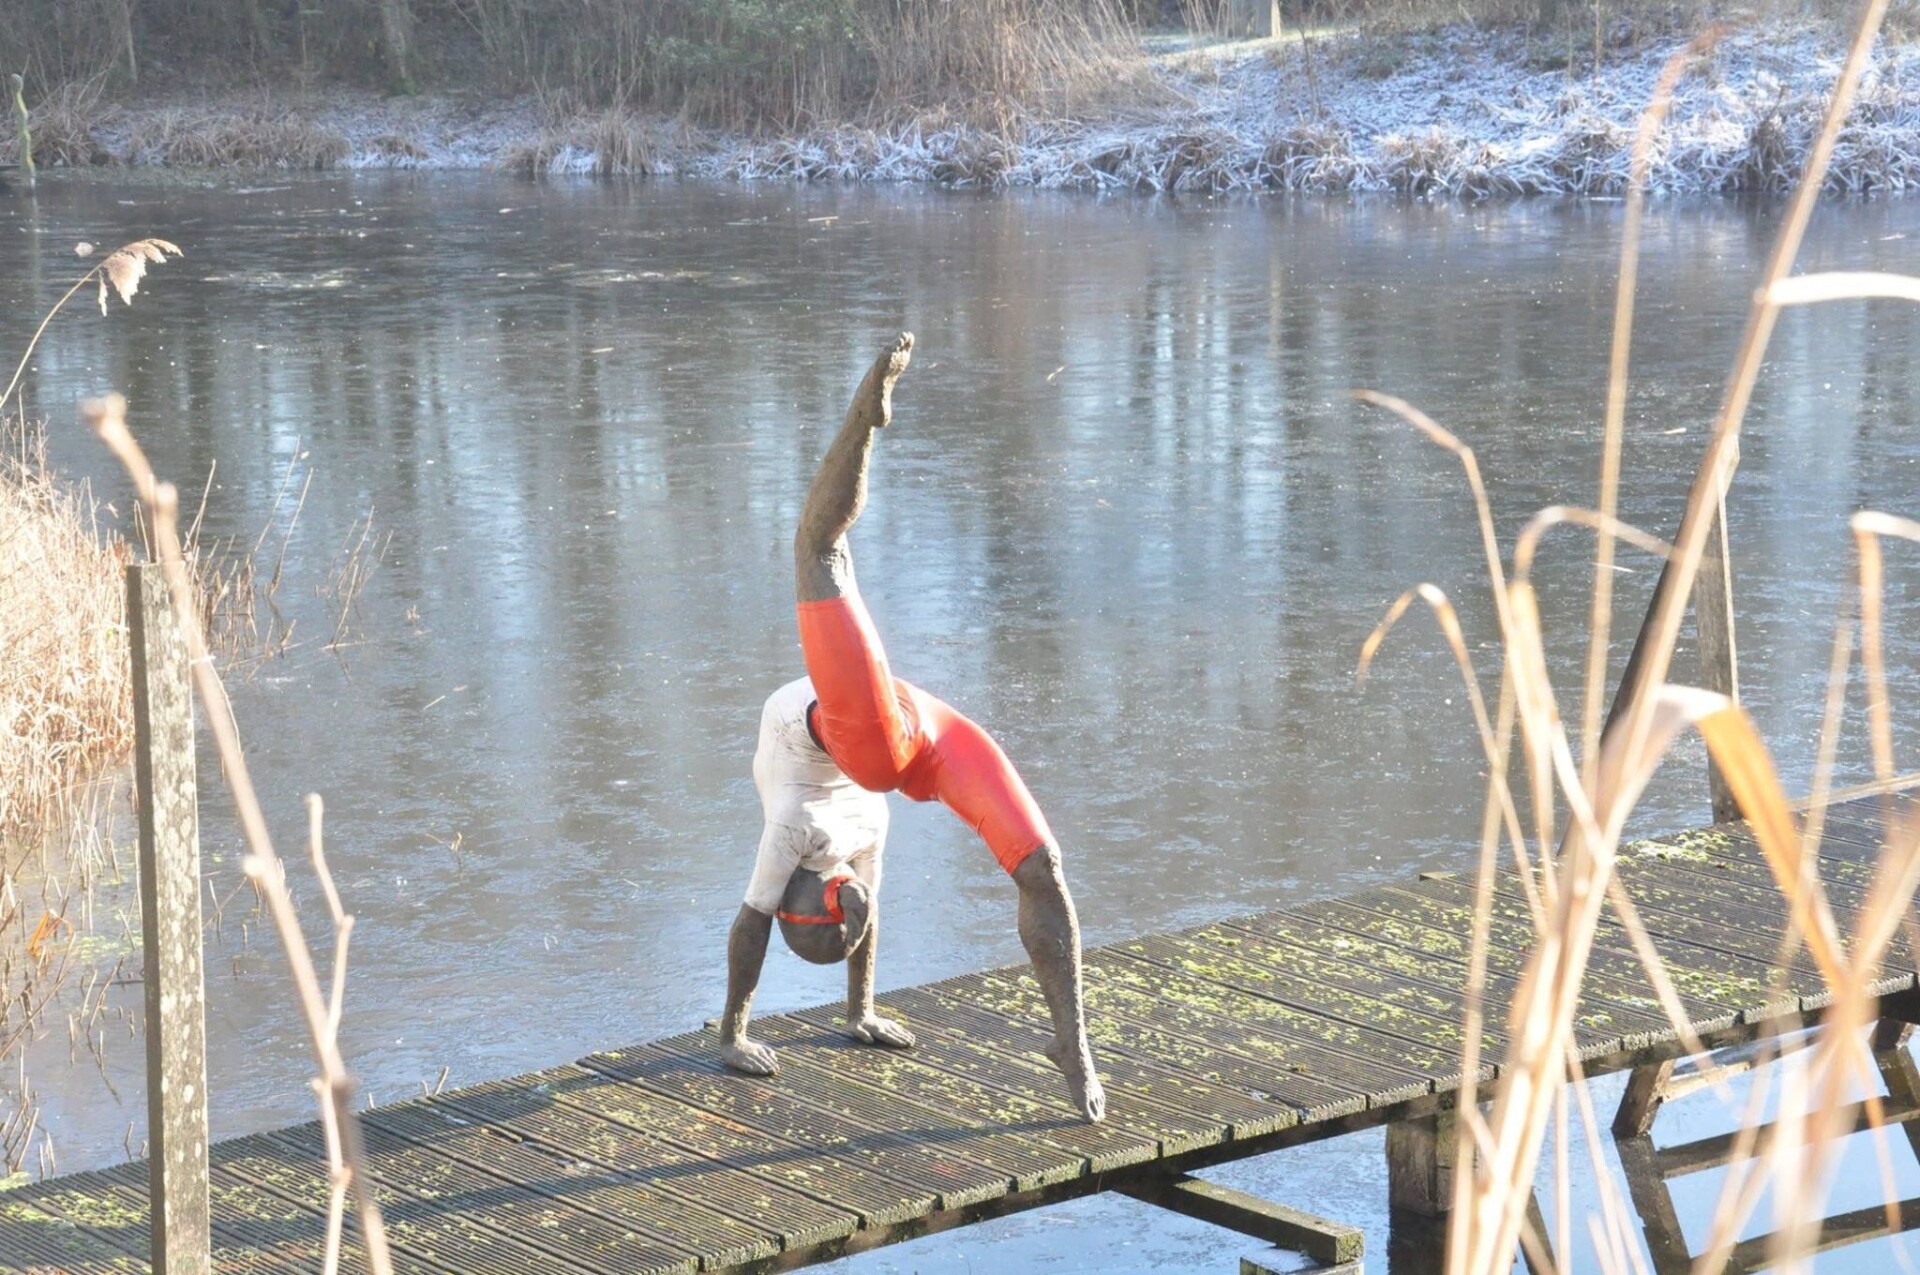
13, 21, 1920, 197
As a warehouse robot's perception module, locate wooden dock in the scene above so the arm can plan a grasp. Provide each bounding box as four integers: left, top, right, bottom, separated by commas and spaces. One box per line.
7, 786, 1920, 1274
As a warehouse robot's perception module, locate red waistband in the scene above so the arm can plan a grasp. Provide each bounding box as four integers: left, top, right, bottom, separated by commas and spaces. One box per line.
776, 874, 847, 926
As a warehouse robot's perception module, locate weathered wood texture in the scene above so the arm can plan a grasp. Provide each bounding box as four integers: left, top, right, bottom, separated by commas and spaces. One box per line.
1119, 1173, 1362, 1264
9, 784, 1919, 1274
126, 564, 210, 1275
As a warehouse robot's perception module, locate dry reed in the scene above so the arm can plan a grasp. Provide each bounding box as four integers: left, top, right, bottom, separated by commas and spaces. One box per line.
0, 421, 132, 844
126, 109, 349, 169
89, 392, 394, 1273
1349, 0, 1920, 1268
0, 235, 265, 1183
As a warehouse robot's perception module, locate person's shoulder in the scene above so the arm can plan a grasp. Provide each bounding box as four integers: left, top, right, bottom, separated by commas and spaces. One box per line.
762, 676, 816, 722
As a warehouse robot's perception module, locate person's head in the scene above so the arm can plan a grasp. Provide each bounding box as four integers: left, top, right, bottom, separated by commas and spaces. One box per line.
775, 867, 872, 965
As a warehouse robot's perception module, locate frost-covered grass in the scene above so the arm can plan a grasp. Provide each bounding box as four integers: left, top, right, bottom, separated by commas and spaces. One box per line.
696, 23, 1920, 195
16, 20, 1920, 197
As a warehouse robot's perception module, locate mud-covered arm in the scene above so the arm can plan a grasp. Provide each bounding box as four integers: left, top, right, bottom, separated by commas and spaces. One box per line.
719, 904, 779, 1075
842, 886, 913, 1048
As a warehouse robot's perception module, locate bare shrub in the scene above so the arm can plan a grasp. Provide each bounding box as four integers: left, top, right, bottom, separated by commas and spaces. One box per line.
0, 422, 131, 843
127, 110, 349, 169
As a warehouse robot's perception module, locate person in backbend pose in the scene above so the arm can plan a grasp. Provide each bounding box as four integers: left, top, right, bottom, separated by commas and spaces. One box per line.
718, 333, 1106, 1123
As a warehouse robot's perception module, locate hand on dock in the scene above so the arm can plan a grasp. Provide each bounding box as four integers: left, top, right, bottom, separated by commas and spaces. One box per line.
845, 1014, 916, 1049
721, 1036, 780, 1076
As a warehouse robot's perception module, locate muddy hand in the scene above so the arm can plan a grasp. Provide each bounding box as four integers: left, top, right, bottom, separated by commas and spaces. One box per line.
846, 1014, 916, 1049
721, 1037, 779, 1076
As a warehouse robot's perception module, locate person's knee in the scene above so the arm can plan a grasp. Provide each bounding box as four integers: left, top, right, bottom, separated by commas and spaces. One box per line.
794, 541, 853, 603
1012, 843, 1065, 893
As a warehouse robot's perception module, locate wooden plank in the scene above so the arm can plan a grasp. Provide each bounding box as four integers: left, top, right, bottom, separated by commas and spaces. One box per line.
1223, 910, 1696, 1041
1076, 953, 1465, 1092
1623, 832, 1884, 900
1393, 879, 1805, 1022
535, 1062, 932, 1227
881, 985, 1296, 1139
636, 1028, 1081, 1194
789, 999, 1238, 1153
745, 1015, 1156, 1175
1651, 820, 1887, 869
1104, 935, 1507, 1063
219, 1127, 615, 1275
1154, 922, 1671, 1057
5, 1170, 153, 1263
435, 1071, 861, 1246
90, 1179, 347, 1275
1618, 835, 1917, 959
364, 1099, 779, 1269
1722, 1196, 1920, 1274
584, 1036, 1013, 1210
919, 973, 1373, 1122
128, 562, 211, 1275
1412, 870, 1827, 993
0, 1192, 147, 1275
1609, 855, 1919, 986
57, 1159, 391, 1275
1118, 1173, 1362, 1264
1259, 898, 1732, 1031
1460, 869, 1837, 1004
954, 962, 1436, 1110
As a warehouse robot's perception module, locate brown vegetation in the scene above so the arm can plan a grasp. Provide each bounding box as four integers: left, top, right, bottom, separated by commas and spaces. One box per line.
0, 421, 131, 844
0, 0, 1142, 132
1353, 4, 1920, 1268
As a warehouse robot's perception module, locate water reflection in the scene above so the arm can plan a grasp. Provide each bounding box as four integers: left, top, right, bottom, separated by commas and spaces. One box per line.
3, 175, 1919, 1270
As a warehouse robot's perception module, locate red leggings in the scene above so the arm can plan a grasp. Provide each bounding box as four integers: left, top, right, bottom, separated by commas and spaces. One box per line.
798, 595, 1052, 874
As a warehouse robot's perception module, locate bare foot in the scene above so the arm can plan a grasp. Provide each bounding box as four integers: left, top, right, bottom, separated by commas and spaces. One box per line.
1045, 1038, 1108, 1123
721, 1037, 779, 1076
846, 332, 914, 434
846, 1014, 916, 1049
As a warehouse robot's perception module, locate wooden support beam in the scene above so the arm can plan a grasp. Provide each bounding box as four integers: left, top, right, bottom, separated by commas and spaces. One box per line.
1119, 1173, 1362, 1266
129, 563, 210, 1275
1615, 1134, 1691, 1275
1600, 440, 1741, 824
1612, 1059, 1676, 1139
1697, 491, 1741, 824
1385, 1110, 1457, 1217
1240, 1251, 1361, 1275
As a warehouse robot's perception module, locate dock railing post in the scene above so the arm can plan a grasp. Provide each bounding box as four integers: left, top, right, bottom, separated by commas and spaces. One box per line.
128, 562, 211, 1275
1601, 442, 1741, 824
1695, 491, 1741, 824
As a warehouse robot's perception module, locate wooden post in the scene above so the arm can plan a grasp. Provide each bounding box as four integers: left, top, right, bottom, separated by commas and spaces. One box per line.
1612, 1059, 1676, 1138
1614, 1133, 1691, 1275
1696, 492, 1741, 824
1600, 441, 1741, 825
1386, 1110, 1457, 1216
128, 563, 210, 1275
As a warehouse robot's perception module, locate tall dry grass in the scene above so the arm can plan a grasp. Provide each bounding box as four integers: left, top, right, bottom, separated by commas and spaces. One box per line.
90, 392, 394, 1273
1, 0, 1142, 132
0, 237, 276, 1181
1355, 0, 1920, 1268
0, 421, 132, 844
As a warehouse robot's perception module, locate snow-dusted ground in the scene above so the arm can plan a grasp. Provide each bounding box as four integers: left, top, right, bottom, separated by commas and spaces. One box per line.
49, 22, 1920, 195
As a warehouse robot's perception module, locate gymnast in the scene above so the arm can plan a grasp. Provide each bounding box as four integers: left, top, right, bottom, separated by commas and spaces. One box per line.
717, 333, 1106, 1122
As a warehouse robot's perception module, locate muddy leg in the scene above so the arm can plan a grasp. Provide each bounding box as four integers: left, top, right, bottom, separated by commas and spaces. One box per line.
1015, 846, 1106, 1122
795, 333, 913, 604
